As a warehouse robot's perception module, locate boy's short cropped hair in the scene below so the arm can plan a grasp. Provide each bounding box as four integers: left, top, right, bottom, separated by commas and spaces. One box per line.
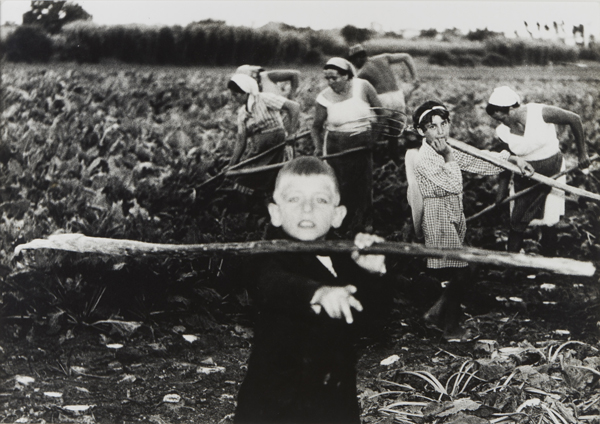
412, 100, 450, 131
273, 156, 340, 198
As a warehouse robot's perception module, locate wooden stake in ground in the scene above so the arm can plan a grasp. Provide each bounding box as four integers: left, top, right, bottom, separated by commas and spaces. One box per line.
14, 234, 596, 277
447, 138, 600, 202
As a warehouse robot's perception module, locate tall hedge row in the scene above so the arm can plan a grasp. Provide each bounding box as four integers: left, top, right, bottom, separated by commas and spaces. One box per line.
484, 38, 579, 65
365, 36, 582, 67
44, 21, 346, 65
2, 21, 591, 66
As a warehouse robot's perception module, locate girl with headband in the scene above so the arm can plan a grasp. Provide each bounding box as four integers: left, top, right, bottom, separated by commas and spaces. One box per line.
410, 100, 532, 342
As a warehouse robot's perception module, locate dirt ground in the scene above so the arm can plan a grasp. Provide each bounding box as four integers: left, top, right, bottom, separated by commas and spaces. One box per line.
1, 263, 599, 424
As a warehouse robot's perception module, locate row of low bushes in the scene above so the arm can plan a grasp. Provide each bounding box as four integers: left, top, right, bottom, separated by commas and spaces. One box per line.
2, 22, 598, 67
2, 21, 346, 65
366, 36, 594, 67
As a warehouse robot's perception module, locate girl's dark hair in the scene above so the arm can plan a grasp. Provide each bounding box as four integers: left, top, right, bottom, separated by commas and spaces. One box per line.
227, 80, 245, 94
485, 103, 512, 116
403, 130, 423, 149
412, 100, 450, 130
323, 64, 354, 78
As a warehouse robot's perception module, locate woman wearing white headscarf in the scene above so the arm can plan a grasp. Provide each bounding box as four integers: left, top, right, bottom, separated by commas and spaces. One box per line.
486, 86, 590, 255
311, 57, 385, 234
235, 64, 300, 99
236, 64, 301, 134
227, 73, 300, 197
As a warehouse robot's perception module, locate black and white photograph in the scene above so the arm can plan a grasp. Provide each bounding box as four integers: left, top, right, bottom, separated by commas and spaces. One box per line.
1, 1, 600, 422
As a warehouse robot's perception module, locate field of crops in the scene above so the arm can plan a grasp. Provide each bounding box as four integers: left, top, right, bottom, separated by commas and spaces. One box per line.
1, 60, 600, 423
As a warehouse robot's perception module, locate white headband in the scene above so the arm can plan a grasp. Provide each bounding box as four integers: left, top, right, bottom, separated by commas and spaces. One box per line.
418, 105, 447, 124
324, 57, 357, 77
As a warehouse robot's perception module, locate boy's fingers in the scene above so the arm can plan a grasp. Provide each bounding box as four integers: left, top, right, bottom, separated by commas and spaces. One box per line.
349, 296, 363, 312
341, 302, 354, 324
345, 285, 357, 294
310, 291, 321, 305
311, 304, 322, 315
354, 232, 384, 248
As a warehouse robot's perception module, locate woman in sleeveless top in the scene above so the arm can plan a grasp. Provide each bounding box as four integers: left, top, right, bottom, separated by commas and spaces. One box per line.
486, 86, 590, 255
311, 57, 385, 235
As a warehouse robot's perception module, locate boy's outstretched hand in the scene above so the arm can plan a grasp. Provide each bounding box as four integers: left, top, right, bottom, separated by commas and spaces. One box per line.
310, 234, 386, 324
310, 285, 363, 324
351, 233, 387, 275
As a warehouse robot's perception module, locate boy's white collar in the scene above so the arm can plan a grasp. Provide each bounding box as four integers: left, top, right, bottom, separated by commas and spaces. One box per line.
316, 255, 337, 277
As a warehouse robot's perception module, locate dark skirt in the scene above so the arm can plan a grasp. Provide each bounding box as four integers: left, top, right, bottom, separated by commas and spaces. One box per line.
234, 127, 287, 196
511, 152, 563, 232
324, 130, 374, 234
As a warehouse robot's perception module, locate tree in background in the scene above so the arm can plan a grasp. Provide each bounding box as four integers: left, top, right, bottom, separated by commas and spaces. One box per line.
23, 1, 92, 34
420, 28, 438, 39
466, 28, 503, 42
4, 25, 53, 62
341, 25, 373, 44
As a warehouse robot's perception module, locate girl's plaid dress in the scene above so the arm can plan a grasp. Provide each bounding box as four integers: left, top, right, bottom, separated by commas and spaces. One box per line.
415, 141, 510, 269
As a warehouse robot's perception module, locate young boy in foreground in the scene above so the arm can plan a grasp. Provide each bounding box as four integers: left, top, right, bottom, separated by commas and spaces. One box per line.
234, 156, 387, 424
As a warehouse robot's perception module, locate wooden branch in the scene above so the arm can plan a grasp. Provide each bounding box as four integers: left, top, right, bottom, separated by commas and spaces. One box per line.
467, 154, 600, 222
196, 130, 311, 188
447, 138, 600, 202
14, 234, 596, 276
226, 145, 373, 176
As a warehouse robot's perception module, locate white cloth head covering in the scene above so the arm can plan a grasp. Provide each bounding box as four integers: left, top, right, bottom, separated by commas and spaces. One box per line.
230, 73, 259, 95
488, 86, 521, 107
235, 65, 263, 79
324, 57, 357, 77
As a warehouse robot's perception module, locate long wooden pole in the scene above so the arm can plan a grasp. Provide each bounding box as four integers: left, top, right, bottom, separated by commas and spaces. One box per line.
197, 130, 311, 188
226, 145, 373, 176
467, 154, 600, 222
14, 234, 596, 276
447, 138, 600, 202
226, 140, 395, 177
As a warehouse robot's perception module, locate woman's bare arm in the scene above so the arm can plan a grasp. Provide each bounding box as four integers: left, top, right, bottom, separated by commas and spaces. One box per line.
311, 104, 327, 156
265, 70, 301, 96
542, 105, 590, 168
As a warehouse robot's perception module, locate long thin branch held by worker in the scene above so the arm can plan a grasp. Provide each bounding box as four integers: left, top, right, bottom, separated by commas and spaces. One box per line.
467, 154, 600, 222
14, 234, 596, 276
447, 138, 600, 202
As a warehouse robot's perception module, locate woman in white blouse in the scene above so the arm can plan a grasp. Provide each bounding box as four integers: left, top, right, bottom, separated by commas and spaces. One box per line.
486, 86, 590, 255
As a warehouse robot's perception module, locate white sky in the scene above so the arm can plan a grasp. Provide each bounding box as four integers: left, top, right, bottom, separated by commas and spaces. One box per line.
1, 0, 599, 38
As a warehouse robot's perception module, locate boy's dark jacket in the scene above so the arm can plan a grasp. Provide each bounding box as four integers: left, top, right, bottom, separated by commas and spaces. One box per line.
234, 232, 390, 424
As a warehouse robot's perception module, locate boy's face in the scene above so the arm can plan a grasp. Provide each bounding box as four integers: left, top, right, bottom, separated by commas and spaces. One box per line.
268, 174, 347, 241
418, 115, 450, 146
